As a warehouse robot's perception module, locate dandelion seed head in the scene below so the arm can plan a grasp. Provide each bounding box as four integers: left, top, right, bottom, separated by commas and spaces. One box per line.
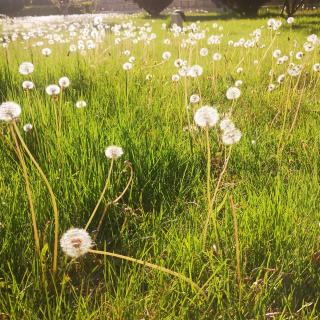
23, 123, 33, 132
220, 118, 235, 132
105, 145, 124, 160
46, 84, 61, 96
19, 62, 34, 75
190, 94, 200, 104
0, 102, 22, 122
58, 76, 70, 88
221, 128, 242, 145
287, 17, 294, 24
42, 47, 52, 57
162, 51, 171, 60
123, 62, 133, 71
194, 106, 219, 128
60, 228, 92, 258
75, 100, 86, 108
226, 87, 241, 100
22, 80, 34, 90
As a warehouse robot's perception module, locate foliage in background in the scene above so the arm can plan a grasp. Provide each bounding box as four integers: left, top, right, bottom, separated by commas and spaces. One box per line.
129, 0, 174, 16
0, 0, 25, 15
213, 0, 269, 16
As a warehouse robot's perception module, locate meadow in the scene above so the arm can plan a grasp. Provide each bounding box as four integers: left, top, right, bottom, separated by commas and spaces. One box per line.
0, 9, 320, 319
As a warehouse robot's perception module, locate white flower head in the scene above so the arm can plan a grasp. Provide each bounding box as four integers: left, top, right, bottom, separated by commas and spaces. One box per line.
58, 76, 70, 88
0, 102, 22, 122
19, 62, 34, 75
42, 48, 52, 57
162, 51, 171, 60
123, 62, 133, 71
46, 84, 61, 96
190, 94, 200, 104
172, 74, 180, 82
287, 17, 294, 24
220, 118, 235, 132
75, 100, 87, 108
212, 52, 222, 61
200, 48, 208, 56
268, 83, 276, 91
194, 106, 219, 128
235, 80, 243, 87
22, 80, 34, 90
226, 87, 241, 100
222, 128, 242, 145
60, 228, 92, 258
105, 145, 124, 160
313, 63, 320, 72
23, 123, 33, 132
188, 65, 203, 78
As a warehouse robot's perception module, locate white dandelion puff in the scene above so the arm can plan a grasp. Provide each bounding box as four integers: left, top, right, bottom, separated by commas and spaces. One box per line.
23, 123, 33, 132
162, 51, 171, 60
123, 62, 133, 71
221, 128, 242, 145
22, 80, 34, 90
194, 106, 219, 128
42, 48, 52, 57
226, 87, 241, 100
60, 228, 92, 258
19, 62, 34, 75
75, 100, 87, 108
0, 102, 22, 122
105, 145, 124, 160
220, 118, 235, 132
189, 94, 200, 104
46, 84, 61, 96
58, 77, 70, 88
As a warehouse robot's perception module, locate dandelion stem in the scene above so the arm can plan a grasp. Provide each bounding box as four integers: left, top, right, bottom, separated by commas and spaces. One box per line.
85, 159, 114, 230
88, 248, 204, 295
9, 124, 40, 256
202, 147, 232, 249
230, 196, 241, 290
95, 161, 133, 240
13, 121, 59, 274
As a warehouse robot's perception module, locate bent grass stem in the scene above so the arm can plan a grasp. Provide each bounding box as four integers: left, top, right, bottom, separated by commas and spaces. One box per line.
10, 124, 40, 256
13, 121, 59, 274
85, 159, 114, 230
88, 248, 203, 296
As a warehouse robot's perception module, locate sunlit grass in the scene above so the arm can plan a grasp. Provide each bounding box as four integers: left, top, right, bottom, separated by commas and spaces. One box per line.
0, 10, 320, 319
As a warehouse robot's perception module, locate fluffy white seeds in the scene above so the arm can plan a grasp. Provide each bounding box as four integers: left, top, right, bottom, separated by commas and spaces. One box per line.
226, 87, 241, 100
46, 84, 61, 96
190, 94, 200, 104
19, 62, 34, 75
123, 62, 133, 71
22, 81, 34, 90
58, 76, 70, 88
60, 228, 92, 258
23, 123, 33, 132
105, 145, 124, 160
222, 128, 242, 145
0, 102, 22, 122
76, 100, 87, 108
194, 106, 219, 128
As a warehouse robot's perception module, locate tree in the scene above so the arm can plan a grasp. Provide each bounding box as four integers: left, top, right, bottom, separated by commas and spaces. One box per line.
0, 0, 25, 15
213, 0, 268, 17
51, 0, 95, 14
130, 0, 173, 17
281, 0, 305, 16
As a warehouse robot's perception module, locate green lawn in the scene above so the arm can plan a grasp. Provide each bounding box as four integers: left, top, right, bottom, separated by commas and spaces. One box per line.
0, 10, 320, 319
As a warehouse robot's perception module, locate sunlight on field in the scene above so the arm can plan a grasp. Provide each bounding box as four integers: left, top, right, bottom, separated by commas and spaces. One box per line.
0, 11, 320, 319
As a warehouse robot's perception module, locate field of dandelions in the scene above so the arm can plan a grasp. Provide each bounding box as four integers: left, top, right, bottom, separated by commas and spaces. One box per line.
0, 10, 320, 319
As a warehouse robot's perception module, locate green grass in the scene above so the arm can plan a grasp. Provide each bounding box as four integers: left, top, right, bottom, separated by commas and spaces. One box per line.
0, 10, 320, 319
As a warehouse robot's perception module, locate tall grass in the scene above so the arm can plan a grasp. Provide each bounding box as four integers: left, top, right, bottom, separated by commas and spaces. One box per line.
0, 11, 320, 319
